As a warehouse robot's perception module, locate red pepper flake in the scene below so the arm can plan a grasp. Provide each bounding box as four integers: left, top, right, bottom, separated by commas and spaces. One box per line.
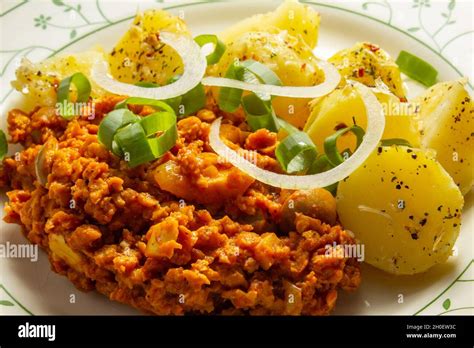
358, 68, 365, 77
365, 43, 380, 53
400, 97, 408, 103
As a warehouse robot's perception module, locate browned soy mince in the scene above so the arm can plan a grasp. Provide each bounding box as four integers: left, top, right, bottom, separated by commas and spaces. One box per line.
0, 96, 360, 315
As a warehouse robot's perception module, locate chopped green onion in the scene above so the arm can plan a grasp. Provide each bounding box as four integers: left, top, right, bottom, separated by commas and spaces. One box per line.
98, 109, 139, 151
396, 50, 438, 87
194, 34, 226, 65
324, 182, 338, 195
134, 81, 160, 88
179, 83, 206, 116
114, 122, 157, 168
306, 154, 337, 196
242, 70, 270, 101
241, 60, 282, 102
115, 97, 175, 114
307, 154, 332, 174
167, 75, 206, 117
324, 125, 365, 167
242, 93, 279, 132
99, 106, 177, 168
0, 130, 8, 161
141, 112, 178, 158
111, 140, 123, 157
380, 138, 412, 147
218, 59, 282, 112
114, 112, 177, 168
276, 131, 318, 174
218, 61, 246, 112
277, 117, 300, 134
240, 60, 281, 87
57, 72, 91, 119
140, 112, 170, 136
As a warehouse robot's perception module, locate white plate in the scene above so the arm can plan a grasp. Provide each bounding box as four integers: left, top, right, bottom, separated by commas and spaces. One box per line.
0, 0, 473, 315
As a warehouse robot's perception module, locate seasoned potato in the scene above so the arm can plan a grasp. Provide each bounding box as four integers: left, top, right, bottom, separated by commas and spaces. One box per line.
108, 9, 190, 85
415, 80, 474, 195
304, 85, 420, 154
13, 10, 189, 106
12, 50, 106, 106
337, 146, 464, 275
213, 30, 324, 129
219, 0, 321, 49
213, 0, 324, 129
328, 42, 406, 99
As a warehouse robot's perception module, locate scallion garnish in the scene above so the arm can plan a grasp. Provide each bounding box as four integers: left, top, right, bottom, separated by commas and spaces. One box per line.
98, 109, 139, 154
114, 122, 157, 168
178, 83, 206, 116
276, 131, 318, 174
134, 81, 160, 88
218, 59, 283, 112
308, 154, 332, 174
242, 93, 279, 132
241, 60, 281, 87
57, 72, 91, 119
134, 77, 206, 117
214, 59, 366, 177
141, 112, 178, 158
218, 61, 246, 112
324, 125, 365, 167
273, 117, 318, 173
99, 104, 177, 168
395, 50, 438, 87
380, 138, 412, 147
194, 34, 226, 65
167, 75, 206, 117
114, 97, 175, 114
0, 130, 8, 161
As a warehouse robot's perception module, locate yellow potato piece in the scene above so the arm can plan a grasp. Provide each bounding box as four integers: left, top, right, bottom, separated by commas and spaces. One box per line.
304, 85, 420, 153
328, 42, 406, 99
213, 0, 323, 129
12, 50, 106, 106
415, 79, 474, 195
213, 30, 324, 129
108, 9, 190, 85
337, 146, 463, 275
219, 0, 321, 49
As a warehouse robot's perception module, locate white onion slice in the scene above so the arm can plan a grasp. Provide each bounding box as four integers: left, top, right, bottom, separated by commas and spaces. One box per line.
202, 60, 340, 98
209, 81, 385, 190
91, 32, 207, 100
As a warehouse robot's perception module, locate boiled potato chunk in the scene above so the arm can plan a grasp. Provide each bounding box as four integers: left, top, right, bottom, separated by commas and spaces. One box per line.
328, 42, 406, 99
337, 146, 464, 275
219, 0, 321, 49
214, 30, 324, 129
214, 0, 323, 129
12, 50, 106, 106
108, 9, 190, 85
415, 80, 474, 195
304, 85, 420, 154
